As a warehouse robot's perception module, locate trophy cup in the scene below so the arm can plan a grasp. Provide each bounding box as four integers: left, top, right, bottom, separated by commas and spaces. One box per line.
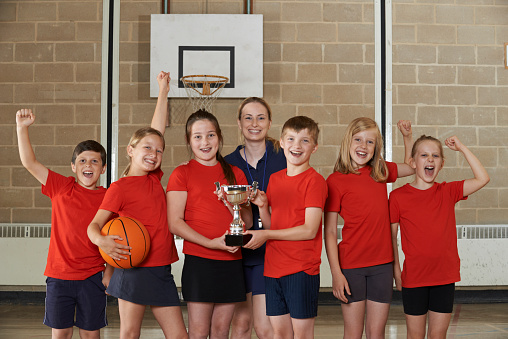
215, 181, 258, 246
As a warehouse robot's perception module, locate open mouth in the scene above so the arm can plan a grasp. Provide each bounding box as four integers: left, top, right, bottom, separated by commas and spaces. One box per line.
83, 171, 93, 179
356, 151, 367, 158
424, 165, 435, 176
200, 148, 212, 153
290, 150, 302, 157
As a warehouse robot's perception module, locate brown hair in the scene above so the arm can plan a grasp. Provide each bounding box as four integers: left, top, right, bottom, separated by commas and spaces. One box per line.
281, 115, 320, 145
411, 135, 444, 159
237, 97, 280, 152
186, 109, 236, 185
72, 140, 106, 167
122, 127, 165, 177
334, 117, 388, 182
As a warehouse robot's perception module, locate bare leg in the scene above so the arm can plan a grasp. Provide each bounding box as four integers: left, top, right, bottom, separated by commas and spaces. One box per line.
252, 294, 274, 339
341, 301, 366, 339
52, 328, 73, 339
209, 303, 236, 339
364, 300, 390, 339
269, 314, 294, 339
79, 328, 101, 339
118, 299, 146, 339
291, 317, 315, 339
427, 311, 452, 339
405, 313, 427, 339
187, 302, 213, 339
151, 305, 188, 339
231, 293, 253, 339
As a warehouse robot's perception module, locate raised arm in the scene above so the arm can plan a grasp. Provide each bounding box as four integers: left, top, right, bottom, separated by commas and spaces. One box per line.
16, 109, 49, 185
167, 190, 239, 252
391, 222, 402, 291
151, 71, 171, 134
324, 211, 351, 303
396, 119, 415, 178
445, 136, 490, 197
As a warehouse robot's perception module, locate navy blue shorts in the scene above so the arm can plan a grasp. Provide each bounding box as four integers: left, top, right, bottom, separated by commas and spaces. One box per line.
107, 265, 180, 306
182, 255, 246, 303
44, 271, 107, 331
265, 271, 319, 319
402, 283, 455, 315
341, 262, 393, 303
244, 264, 266, 295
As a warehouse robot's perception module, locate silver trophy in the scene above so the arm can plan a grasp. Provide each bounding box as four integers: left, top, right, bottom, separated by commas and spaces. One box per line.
215, 181, 258, 246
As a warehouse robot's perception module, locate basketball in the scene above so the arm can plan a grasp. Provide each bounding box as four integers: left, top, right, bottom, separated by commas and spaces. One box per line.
99, 216, 151, 269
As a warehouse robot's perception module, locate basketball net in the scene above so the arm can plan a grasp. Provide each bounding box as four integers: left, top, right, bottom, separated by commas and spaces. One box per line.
180, 75, 229, 113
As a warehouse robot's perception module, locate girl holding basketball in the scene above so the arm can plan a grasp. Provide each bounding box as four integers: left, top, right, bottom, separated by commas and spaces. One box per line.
225, 97, 286, 339
88, 71, 188, 339
389, 135, 489, 338
324, 117, 414, 339
166, 109, 253, 339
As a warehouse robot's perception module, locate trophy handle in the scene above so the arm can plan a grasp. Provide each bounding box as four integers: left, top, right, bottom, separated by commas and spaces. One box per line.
214, 181, 228, 206
246, 181, 259, 206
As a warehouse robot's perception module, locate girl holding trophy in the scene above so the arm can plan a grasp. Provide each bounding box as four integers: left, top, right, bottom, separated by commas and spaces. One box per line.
167, 109, 253, 339
225, 97, 286, 339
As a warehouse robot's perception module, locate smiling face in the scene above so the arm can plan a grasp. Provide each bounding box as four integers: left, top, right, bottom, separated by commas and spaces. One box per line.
238, 102, 271, 143
189, 119, 220, 166
71, 150, 106, 189
411, 139, 444, 188
127, 134, 164, 176
349, 128, 377, 169
280, 128, 318, 172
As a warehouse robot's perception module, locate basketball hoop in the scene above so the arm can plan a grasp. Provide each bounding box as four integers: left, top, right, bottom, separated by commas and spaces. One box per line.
180, 75, 229, 113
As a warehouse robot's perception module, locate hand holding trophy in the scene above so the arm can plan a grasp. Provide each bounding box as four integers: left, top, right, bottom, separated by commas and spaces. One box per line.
215, 181, 258, 246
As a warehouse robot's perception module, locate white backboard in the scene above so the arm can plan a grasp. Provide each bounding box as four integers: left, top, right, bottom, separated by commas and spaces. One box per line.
150, 14, 263, 98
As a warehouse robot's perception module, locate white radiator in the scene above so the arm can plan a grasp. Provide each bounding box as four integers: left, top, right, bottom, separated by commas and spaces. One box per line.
0, 224, 507, 287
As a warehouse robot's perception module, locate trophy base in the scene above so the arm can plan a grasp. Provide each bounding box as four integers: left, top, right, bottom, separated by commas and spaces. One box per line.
225, 233, 252, 246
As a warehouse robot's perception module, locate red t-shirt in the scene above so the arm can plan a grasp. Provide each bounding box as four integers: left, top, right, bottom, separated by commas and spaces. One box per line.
100, 168, 178, 267
325, 162, 398, 269
264, 168, 328, 278
389, 181, 466, 288
166, 160, 248, 260
42, 170, 106, 280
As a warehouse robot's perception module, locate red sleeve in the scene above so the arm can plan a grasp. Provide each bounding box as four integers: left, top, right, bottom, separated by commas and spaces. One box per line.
389, 190, 401, 224
99, 181, 124, 214
166, 164, 188, 192
386, 161, 398, 183
305, 173, 328, 209
41, 170, 74, 198
324, 173, 341, 213
448, 180, 468, 202
232, 165, 248, 185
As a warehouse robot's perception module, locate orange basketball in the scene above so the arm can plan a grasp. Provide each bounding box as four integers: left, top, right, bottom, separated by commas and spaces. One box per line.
99, 217, 151, 269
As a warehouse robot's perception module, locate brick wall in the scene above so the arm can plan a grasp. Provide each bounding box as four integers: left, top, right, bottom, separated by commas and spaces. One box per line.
1, 0, 506, 224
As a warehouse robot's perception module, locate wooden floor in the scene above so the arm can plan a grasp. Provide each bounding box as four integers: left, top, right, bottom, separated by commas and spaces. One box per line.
0, 303, 507, 338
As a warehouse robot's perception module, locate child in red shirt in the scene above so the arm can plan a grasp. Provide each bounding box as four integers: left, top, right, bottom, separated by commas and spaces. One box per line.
16, 108, 108, 338
324, 117, 414, 338
87, 71, 187, 339
390, 135, 489, 338
166, 109, 252, 338
245, 116, 328, 338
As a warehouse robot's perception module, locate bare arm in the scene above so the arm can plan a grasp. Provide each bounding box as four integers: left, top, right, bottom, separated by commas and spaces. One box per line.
151, 71, 170, 134
16, 109, 49, 185
250, 190, 271, 228
167, 190, 239, 252
244, 207, 322, 249
445, 136, 490, 197
396, 120, 415, 178
87, 209, 131, 261
391, 222, 402, 291
324, 211, 351, 303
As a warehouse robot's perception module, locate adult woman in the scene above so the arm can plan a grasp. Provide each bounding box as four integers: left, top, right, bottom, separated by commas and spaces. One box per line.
225, 98, 286, 339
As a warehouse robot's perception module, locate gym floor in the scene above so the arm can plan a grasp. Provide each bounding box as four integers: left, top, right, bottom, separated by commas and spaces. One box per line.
1, 303, 507, 338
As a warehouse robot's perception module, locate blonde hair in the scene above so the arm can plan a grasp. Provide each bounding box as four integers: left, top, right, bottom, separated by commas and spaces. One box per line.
411, 135, 445, 159
186, 110, 236, 185
334, 117, 388, 183
237, 97, 280, 152
122, 127, 165, 177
